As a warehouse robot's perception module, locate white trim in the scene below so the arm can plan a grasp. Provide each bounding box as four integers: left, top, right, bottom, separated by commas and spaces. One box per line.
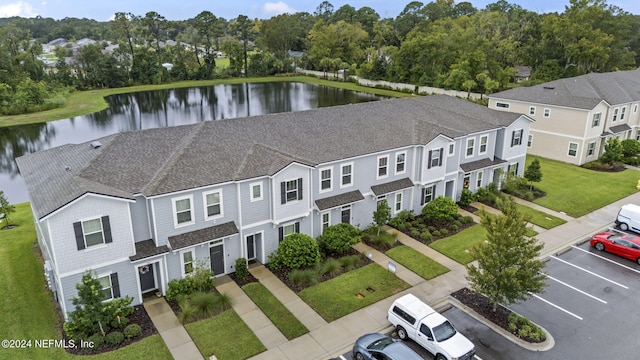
543, 108, 551, 118
46, 220, 60, 275
529, 128, 585, 140
58, 256, 133, 278
202, 189, 224, 221
527, 134, 533, 148
39, 192, 135, 222
172, 194, 194, 228
320, 211, 331, 232
209, 239, 226, 276
465, 137, 475, 158
150, 198, 158, 243
147, 180, 235, 199
318, 166, 333, 193
270, 161, 315, 177
79, 217, 106, 249
277, 211, 311, 225
495, 101, 510, 109
489, 97, 609, 112
447, 143, 455, 156
592, 112, 602, 127
56, 271, 67, 319
180, 248, 196, 278
479, 135, 489, 155
620, 106, 627, 120
249, 181, 263, 202
340, 162, 354, 188
136, 261, 159, 294
567, 142, 579, 157
241, 219, 273, 230
376, 155, 389, 179
245, 232, 261, 260
95, 272, 115, 301
529, 106, 536, 116
283, 177, 301, 204
633, 104, 638, 114
612, 107, 619, 122
476, 171, 483, 188
394, 192, 403, 214
395, 151, 407, 175
587, 141, 596, 157
127, 204, 136, 256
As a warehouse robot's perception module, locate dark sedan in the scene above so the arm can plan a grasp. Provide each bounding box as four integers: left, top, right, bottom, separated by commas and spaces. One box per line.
352, 333, 422, 360
590, 231, 640, 264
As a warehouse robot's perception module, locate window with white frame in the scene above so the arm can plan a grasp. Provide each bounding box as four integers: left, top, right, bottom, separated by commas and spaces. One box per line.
476, 171, 483, 188
587, 142, 596, 156
282, 223, 296, 238
283, 179, 301, 203
429, 148, 442, 168
496, 102, 510, 109
543, 108, 550, 118
637, 130, 640, 141
82, 218, 105, 247
341, 163, 353, 187
395, 152, 406, 174
511, 129, 523, 147
529, 106, 536, 116
613, 108, 619, 121
527, 134, 533, 148
97, 274, 114, 300
181, 250, 195, 277
173, 196, 194, 227
592, 113, 601, 127
508, 163, 518, 176
621, 106, 626, 120
250, 182, 263, 201
479, 135, 488, 154
321, 212, 330, 232
394, 192, 402, 213
568, 142, 578, 157
448, 143, 455, 156
466, 138, 475, 157
634, 104, 638, 114
320, 167, 332, 191
421, 185, 436, 205
377, 156, 389, 178
203, 190, 222, 219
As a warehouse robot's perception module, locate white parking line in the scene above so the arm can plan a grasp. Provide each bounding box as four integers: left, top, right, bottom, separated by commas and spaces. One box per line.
571, 245, 640, 275
549, 255, 629, 289
339, 356, 347, 360
528, 292, 583, 320
474, 355, 483, 360
541, 272, 607, 304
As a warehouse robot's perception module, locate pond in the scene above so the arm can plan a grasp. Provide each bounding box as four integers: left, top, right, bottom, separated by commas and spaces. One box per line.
0, 82, 383, 204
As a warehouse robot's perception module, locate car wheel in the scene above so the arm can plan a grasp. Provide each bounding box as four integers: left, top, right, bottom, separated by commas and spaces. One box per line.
435, 355, 446, 360
396, 326, 408, 340
620, 223, 629, 231
354, 352, 365, 360
636, 258, 640, 265
594, 242, 605, 251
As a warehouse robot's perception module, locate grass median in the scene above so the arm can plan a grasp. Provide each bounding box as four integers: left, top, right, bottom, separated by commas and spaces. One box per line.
385, 245, 449, 280
429, 225, 486, 264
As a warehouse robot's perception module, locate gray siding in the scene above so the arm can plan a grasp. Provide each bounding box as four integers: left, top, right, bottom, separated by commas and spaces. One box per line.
238, 178, 271, 227
273, 164, 311, 223
130, 196, 151, 242
164, 234, 242, 281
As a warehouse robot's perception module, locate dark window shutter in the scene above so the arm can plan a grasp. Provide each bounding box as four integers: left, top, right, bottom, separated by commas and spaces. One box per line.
73, 222, 85, 250
518, 130, 524, 145
297, 178, 303, 200
427, 150, 432, 169
110, 273, 120, 298
438, 148, 443, 166
280, 182, 286, 204
278, 227, 284, 242
420, 188, 426, 206
294, 222, 300, 233
101, 216, 112, 243
511, 131, 515, 147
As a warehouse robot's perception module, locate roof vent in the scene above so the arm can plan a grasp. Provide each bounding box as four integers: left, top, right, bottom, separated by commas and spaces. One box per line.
543, 86, 555, 90
64, 166, 71, 171
90, 141, 102, 149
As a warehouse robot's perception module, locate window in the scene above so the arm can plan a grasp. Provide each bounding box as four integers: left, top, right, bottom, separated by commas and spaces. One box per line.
543, 108, 550, 118
527, 134, 533, 148
278, 222, 299, 242
621, 106, 626, 120
377, 195, 386, 208
321, 212, 330, 232
181, 250, 195, 277
511, 129, 523, 147
428, 148, 442, 168
568, 142, 578, 157
529, 106, 536, 116
637, 130, 640, 141
281, 178, 302, 204
340, 163, 353, 187
341, 205, 351, 224
592, 113, 601, 127
394, 192, 402, 213
173, 196, 194, 227
587, 142, 596, 156
496, 102, 510, 109
392, 306, 416, 325
613, 108, 619, 121
421, 185, 436, 205
448, 143, 455, 156
320, 167, 332, 192
97, 274, 118, 300
634, 104, 638, 114
479, 135, 488, 154
377, 156, 389, 178
476, 171, 483, 188
74, 217, 112, 250
250, 182, 263, 201
463, 174, 470, 189
395, 152, 406, 174
466, 138, 475, 157
203, 190, 222, 219
508, 163, 519, 176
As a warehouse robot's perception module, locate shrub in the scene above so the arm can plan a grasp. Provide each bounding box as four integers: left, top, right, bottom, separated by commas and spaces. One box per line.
388, 210, 414, 227
339, 255, 361, 270
289, 269, 319, 287
190, 292, 218, 317
105, 331, 125, 345
86, 334, 104, 349
214, 292, 233, 312
177, 302, 198, 324
396, 223, 407, 231
508, 313, 546, 342
235, 258, 249, 280
427, 226, 436, 232
420, 231, 432, 242
422, 196, 458, 221
110, 316, 129, 329
365, 232, 396, 250
166, 263, 215, 302
320, 258, 343, 276
453, 220, 462, 228
458, 188, 475, 207
449, 224, 459, 232
270, 233, 322, 269
432, 230, 441, 237
439, 228, 449, 236
410, 229, 421, 238
317, 223, 361, 256
123, 324, 142, 339
621, 140, 640, 158
462, 216, 474, 224
623, 156, 640, 166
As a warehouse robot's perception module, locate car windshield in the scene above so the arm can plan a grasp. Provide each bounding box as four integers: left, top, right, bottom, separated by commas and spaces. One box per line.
433, 321, 457, 342
368, 337, 395, 351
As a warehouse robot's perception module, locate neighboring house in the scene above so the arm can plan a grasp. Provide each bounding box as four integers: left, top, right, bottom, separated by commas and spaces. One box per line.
16, 95, 532, 318
514, 66, 531, 83
488, 70, 640, 165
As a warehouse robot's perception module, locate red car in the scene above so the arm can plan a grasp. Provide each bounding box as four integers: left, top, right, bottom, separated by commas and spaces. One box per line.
590, 231, 640, 264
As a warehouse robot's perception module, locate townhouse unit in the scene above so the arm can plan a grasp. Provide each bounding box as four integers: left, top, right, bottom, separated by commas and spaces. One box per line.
16, 94, 531, 318
488, 69, 640, 165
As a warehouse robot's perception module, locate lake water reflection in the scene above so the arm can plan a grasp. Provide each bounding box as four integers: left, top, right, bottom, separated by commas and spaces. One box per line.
0, 82, 383, 203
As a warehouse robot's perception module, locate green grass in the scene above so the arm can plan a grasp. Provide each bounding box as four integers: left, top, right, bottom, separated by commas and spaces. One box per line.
185, 309, 265, 360
298, 264, 410, 322
525, 227, 539, 237
385, 245, 449, 280
429, 225, 487, 264
527, 155, 640, 217
515, 203, 566, 229
0, 203, 172, 360
241, 282, 308, 340
0, 76, 414, 127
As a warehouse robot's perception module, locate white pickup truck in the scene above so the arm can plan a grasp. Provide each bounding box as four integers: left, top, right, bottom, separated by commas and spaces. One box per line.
387, 294, 476, 360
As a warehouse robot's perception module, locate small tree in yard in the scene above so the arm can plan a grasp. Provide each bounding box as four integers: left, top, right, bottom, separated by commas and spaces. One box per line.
621, 139, 640, 158
0, 190, 15, 228
373, 199, 391, 235
422, 196, 458, 221
318, 223, 361, 256
523, 158, 542, 191
466, 196, 546, 312
600, 137, 624, 164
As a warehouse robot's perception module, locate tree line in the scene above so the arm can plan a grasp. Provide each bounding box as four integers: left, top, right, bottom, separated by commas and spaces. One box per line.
1, 0, 639, 115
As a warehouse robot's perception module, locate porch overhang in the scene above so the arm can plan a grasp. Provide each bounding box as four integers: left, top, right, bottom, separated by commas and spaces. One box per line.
460, 157, 507, 173
129, 239, 170, 262
315, 190, 365, 211
168, 221, 239, 250
370, 177, 414, 196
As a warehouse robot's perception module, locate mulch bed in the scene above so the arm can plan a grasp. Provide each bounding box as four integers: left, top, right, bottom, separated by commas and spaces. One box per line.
458, 204, 479, 213
64, 304, 157, 355
229, 271, 260, 287
451, 288, 544, 343
392, 215, 476, 246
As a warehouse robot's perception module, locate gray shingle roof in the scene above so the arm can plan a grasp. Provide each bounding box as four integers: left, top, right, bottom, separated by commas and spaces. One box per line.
609, 124, 632, 134
490, 69, 640, 110
168, 221, 239, 250
315, 190, 365, 211
460, 157, 506, 173
16, 95, 524, 220
371, 178, 414, 196
129, 239, 170, 261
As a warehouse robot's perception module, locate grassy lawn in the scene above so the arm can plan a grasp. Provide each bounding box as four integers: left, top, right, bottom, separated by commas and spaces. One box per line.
0, 76, 414, 127
385, 245, 449, 280
241, 282, 308, 340
429, 225, 487, 264
185, 309, 265, 360
515, 203, 566, 229
298, 264, 410, 322
0, 203, 172, 360
525, 227, 539, 237
527, 155, 640, 217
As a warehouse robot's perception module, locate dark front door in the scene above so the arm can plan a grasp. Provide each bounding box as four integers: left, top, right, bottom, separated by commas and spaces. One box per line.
246, 235, 256, 260
341, 206, 351, 224
139, 264, 155, 293
210, 244, 225, 275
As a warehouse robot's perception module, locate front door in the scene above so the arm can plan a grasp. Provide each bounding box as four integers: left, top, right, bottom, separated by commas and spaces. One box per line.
138, 264, 156, 293
341, 206, 351, 224
210, 244, 225, 276
246, 235, 256, 260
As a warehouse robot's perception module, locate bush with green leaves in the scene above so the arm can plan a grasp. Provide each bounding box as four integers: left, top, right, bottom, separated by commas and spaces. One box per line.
622, 139, 640, 157
110, 315, 129, 329
105, 331, 125, 345
458, 188, 475, 207
339, 254, 362, 270
123, 324, 142, 339
86, 334, 104, 348
289, 268, 319, 287
166, 262, 215, 302
388, 210, 414, 228
317, 223, 361, 256
421, 196, 458, 221
235, 258, 249, 280
319, 258, 343, 276
420, 231, 432, 242
270, 233, 322, 269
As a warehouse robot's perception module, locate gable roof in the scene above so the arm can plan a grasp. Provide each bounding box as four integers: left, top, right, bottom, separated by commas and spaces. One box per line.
16, 94, 524, 220
490, 69, 640, 110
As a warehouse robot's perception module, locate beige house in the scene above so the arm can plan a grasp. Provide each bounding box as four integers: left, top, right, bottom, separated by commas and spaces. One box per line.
488, 70, 640, 165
